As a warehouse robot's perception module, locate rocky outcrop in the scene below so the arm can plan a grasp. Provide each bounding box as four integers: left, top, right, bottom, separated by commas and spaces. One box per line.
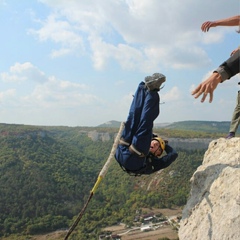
87, 130, 111, 142
168, 137, 212, 150
179, 138, 240, 240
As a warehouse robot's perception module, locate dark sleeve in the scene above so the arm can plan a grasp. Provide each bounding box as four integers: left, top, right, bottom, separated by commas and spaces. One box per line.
155, 145, 178, 169
214, 49, 240, 82
162, 145, 178, 162
146, 145, 178, 173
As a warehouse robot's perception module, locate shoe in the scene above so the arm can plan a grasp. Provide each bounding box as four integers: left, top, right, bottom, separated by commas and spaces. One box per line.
226, 132, 235, 139
145, 73, 166, 91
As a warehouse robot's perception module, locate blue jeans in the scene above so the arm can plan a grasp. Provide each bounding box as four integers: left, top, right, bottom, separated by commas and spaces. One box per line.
115, 82, 160, 171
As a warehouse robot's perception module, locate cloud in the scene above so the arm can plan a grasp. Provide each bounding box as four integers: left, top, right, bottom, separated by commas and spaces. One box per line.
89, 35, 145, 70
2, 0, 239, 126
0, 62, 101, 110
28, 14, 84, 58
162, 86, 181, 102
26, 76, 100, 107
0, 62, 48, 83
32, 0, 238, 72
201, 31, 225, 44
0, 89, 16, 104
50, 48, 72, 58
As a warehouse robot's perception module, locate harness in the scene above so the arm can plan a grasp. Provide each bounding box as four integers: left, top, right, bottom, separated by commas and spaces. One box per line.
120, 164, 147, 177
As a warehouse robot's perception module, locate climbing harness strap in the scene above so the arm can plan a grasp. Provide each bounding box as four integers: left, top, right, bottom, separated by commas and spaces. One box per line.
119, 138, 145, 158
119, 138, 130, 146
118, 137, 146, 176
119, 164, 146, 177
129, 144, 146, 157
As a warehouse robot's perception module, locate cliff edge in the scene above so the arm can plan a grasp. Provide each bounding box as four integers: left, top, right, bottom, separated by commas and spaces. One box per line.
179, 138, 240, 240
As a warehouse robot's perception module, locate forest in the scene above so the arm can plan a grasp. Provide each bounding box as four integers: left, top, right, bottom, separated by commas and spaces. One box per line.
0, 123, 225, 239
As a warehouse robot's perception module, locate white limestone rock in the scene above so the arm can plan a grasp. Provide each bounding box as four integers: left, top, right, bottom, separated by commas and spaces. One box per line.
179, 138, 240, 240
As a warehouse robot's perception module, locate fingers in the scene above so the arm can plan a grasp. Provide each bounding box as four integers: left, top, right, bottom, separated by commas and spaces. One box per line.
192, 74, 219, 103
201, 21, 214, 32
192, 86, 213, 103
193, 91, 204, 99
192, 91, 213, 103
201, 22, 210, 32
209, 92, 213, 103
191, 83, 206, 99
201, 92, 213, 103
191, 84, 202, 95
201, 26, 208, 32
200, 92, 208, 103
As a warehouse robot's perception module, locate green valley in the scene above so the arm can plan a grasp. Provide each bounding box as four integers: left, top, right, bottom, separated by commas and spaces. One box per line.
0, 122, 231, 239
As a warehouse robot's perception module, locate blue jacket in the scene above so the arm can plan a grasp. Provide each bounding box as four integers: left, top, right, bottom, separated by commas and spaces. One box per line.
115, 144, 178, 175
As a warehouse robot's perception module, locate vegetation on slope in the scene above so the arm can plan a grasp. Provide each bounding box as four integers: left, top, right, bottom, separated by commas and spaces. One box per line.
0, 123, 207, 239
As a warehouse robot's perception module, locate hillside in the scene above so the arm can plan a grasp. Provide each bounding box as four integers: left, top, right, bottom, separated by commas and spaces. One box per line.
165, 120, 231, 133
0, 123, 231, 239
97, 120, 232, 134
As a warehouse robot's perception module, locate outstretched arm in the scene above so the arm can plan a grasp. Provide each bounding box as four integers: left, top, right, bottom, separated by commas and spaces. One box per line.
192, 50, 240, 103
201, 15, 240, 32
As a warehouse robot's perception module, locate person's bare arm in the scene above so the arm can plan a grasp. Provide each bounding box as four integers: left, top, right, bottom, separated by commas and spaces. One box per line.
201, 15, 240, 32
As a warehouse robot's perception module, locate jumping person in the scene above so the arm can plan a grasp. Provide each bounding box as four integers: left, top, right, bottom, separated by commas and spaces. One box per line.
115, 73, 178, 175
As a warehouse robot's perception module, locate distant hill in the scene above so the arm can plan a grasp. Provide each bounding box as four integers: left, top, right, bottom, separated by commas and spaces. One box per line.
165, 120, 230, 133
97, 120, 231, 133
97, 120, 122, 128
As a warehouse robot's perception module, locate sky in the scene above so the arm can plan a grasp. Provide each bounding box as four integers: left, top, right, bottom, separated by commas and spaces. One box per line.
0, 0, 239, 127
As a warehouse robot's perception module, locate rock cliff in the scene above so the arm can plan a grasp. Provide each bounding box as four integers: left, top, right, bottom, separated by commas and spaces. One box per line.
179, 137, 240, 240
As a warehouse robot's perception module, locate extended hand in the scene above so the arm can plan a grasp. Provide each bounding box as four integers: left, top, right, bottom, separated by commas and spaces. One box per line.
191, 72, 222, 103
201, 21, 217, 32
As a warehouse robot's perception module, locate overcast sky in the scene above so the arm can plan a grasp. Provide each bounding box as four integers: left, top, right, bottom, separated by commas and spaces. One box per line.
0, 0, 239, 126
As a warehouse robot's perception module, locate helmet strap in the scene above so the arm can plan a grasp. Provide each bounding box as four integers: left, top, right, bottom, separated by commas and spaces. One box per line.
153, 147, 162, 156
